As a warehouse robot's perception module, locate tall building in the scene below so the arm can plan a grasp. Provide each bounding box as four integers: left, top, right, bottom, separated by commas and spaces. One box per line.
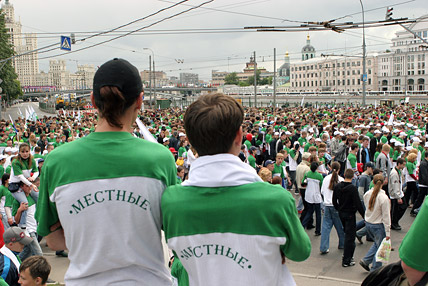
49, 60, 70, 90
377, 14, 428, 92
302, 35, 316, 61
211, 70, 229, 86
180, 72, 199, 86
2, 0, 39, 86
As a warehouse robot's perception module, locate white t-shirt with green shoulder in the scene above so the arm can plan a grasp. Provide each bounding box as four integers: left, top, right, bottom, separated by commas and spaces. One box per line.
36, 131, 177, 286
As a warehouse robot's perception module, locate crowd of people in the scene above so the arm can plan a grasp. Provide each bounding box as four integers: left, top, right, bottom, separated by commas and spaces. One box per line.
0, 58, 426, 285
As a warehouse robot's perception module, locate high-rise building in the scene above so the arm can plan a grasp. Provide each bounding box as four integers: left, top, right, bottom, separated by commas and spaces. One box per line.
2, 0, 39, 86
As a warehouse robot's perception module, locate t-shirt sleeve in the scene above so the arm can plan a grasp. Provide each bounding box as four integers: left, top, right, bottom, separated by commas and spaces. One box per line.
11, 160, 23, 176
35, 164, 59, 236
31, 159, 38, 173
399, 199, 428, 272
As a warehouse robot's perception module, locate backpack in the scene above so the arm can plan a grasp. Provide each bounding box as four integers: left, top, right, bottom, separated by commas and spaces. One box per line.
296, 151, 302, 165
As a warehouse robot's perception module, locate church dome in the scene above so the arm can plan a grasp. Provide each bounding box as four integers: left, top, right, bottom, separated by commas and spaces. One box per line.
301, 35, 315, 53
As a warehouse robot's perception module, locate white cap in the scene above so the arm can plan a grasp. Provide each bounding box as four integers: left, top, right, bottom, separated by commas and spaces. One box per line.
346, 131, 353, 135
334, 131, 340, 136
307, 136, 313, 141
308, 128, 314, 133
289, 122, 295, 126
400, 132, 407, 137
415, 131, 421, 136
315, 138, 322, 142
4, 147, 11, 153
406, 146, 413, 151
274, 132, 279, 136
425, 142, 428, 148
374, 130, 382, 134
163, 138, 169, 143
413, 137, 421, 143
285, 131, 292, 135
179, 132, 186, 137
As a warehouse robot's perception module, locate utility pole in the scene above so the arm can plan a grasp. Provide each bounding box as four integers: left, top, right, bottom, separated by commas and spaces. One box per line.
273, 48, 277, 108
153, 57, 156, 106
359, 0, 367, 107
148, 55, 152, 108
254, 51, 257, 107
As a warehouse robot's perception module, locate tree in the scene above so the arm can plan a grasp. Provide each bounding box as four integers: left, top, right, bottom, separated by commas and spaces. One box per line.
0, 11, 22, 100
246, 70, 261, 86
224, 72, 239, 85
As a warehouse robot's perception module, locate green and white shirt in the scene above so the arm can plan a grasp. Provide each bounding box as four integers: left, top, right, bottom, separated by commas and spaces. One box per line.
162, 154, 311, 286
9, 158, 38, 186
36, 132, 177, 286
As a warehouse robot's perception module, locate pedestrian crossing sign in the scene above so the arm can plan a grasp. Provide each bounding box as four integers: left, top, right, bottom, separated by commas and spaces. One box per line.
60, 36, 71, 51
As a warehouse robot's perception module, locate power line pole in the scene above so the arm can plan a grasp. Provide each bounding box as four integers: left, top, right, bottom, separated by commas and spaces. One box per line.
273, 48, 277, 108
360, 0, 367, 107
254, 51, 257, 107
148, 55, 152, 108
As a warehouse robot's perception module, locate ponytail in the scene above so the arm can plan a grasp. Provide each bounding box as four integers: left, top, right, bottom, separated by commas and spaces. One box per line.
368, 174, 384, 211
329, 162, 341, 190
95, 86, 134, 128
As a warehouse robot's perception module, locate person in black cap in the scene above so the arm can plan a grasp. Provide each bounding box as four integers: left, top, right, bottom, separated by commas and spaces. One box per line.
0, 226, 33, 286
36, 58, 177, 285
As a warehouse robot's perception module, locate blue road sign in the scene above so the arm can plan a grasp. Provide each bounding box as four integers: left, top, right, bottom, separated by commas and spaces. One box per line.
362, 74, 367, 82
60, 36, 71, 51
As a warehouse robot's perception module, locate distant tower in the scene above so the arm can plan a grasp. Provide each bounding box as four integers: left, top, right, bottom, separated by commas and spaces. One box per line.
301, 35, 316, 61
278, 51, 290, 77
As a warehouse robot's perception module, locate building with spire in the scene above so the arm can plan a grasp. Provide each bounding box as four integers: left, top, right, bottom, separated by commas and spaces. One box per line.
277, 51, 290, 86
1, 0, 39, 86
302, 35, 316, 61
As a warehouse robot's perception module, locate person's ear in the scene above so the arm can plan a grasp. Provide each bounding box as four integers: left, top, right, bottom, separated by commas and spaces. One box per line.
90, 92, 97, 109
35, 277, 42, 285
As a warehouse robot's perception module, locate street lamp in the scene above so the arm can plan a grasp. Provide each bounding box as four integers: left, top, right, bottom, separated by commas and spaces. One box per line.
143, 48, 156, 108
359, 0, 367, 106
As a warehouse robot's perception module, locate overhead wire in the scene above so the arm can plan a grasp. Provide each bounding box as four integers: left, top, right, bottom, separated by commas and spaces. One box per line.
37, 0, 215, 60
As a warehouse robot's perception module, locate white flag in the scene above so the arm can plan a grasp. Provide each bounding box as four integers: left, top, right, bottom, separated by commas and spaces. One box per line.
301, 97, 305, 107
374, 100, 377, 109
18, 108, 23, 117
388, 112, 394, 126
25, 109, 30, 121
136, 118, 157, 144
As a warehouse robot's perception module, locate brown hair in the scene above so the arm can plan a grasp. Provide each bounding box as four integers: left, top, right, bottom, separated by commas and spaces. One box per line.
329, 162, 341, 190
95, 86, 139, 128
344, 168, 355, 179
368, 174, 384, 211
184, 93, 244, 156
20, 256, 51, 284
16, 143, 33, 169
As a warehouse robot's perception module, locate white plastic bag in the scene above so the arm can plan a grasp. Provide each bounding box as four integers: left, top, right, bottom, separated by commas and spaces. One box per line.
375, 238, 391, 263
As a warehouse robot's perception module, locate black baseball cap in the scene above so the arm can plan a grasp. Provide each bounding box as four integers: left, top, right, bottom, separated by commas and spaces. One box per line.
93, 58, 143, 107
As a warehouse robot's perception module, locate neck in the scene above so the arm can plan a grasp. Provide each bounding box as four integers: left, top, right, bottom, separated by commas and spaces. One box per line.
344, 179, 352, 182
95, 118, 133, 133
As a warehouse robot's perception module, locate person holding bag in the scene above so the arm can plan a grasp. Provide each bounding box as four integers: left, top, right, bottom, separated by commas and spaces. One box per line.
359, 174, 391, 272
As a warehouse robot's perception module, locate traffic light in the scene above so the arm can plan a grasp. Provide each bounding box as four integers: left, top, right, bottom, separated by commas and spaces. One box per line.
386, 7, 393, 20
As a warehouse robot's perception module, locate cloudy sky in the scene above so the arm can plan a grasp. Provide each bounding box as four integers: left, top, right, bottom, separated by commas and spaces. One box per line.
5, 0, 428, 80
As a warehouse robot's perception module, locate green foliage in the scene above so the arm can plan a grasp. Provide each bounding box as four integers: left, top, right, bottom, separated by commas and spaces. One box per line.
0, 11, 22, 99
224, 72, 239, 85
